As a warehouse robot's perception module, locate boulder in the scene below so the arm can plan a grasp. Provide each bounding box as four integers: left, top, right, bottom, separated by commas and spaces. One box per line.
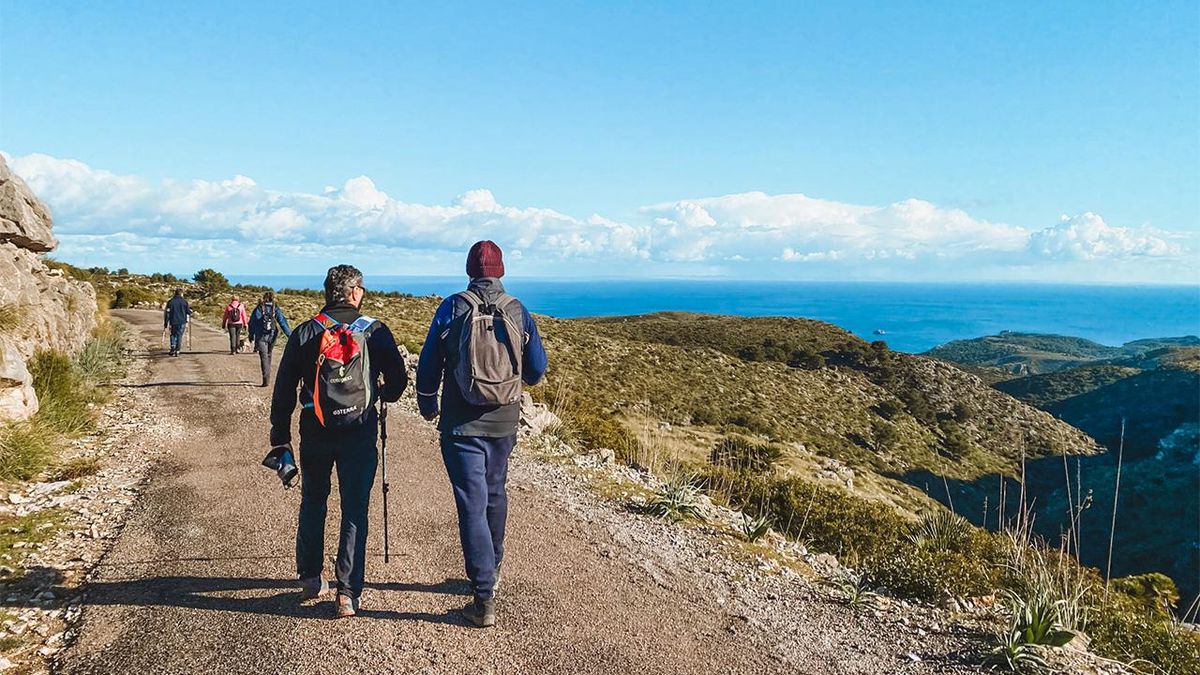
0, 155, 56, 253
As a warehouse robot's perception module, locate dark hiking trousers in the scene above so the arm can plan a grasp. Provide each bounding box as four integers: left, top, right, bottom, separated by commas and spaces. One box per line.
227, 325, 242, 353
441, 434, 515, 601
169, 323, 186, 352
256, 337, 274, 383
296, 432, 378, 599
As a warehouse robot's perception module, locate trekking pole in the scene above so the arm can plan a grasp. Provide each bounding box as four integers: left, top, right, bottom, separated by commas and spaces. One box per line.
380, 400, 391, 563
187, 321, 193, 349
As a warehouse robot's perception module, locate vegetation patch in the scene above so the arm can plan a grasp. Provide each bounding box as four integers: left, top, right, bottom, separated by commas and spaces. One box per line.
0, 509, 67, 582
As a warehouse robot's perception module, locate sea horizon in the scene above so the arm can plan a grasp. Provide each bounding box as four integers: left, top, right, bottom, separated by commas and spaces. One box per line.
230, 275, 1200, 354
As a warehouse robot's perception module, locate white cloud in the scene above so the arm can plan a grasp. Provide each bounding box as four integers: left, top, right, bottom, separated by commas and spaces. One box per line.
5, 152, 1194, 281
1029, 212, 1184, 260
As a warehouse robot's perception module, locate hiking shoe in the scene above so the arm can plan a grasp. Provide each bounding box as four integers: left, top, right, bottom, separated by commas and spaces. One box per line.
460, 597, 496, 628
335, 593, 359, 619
299, 577, 331, 601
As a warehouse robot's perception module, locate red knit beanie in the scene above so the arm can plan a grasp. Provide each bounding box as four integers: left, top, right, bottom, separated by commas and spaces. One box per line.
466, 240, 505, 278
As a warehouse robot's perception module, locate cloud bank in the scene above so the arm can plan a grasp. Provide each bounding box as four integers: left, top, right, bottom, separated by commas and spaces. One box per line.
6, 152, 1195, 282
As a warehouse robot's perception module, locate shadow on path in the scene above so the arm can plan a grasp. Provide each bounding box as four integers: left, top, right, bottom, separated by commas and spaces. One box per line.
9, 568, 468, 624
119, 381, 258, 389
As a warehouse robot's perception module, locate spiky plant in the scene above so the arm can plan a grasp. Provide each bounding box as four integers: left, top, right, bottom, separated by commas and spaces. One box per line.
907, 510, 972, 550
739, 513, 772, 542
987, 627, 1049, 673
649, 474, 704, 523
826, 571, 878, 609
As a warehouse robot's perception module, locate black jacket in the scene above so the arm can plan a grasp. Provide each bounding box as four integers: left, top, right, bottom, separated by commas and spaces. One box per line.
269, 303, 408, 446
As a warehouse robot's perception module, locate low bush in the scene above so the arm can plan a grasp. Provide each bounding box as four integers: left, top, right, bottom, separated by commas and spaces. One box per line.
1088, 597, 1200, 675
110, 286, 159, 309
709, 435, 784, 473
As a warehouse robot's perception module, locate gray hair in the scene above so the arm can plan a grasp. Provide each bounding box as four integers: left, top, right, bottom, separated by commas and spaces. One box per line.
324, 264, 364, 305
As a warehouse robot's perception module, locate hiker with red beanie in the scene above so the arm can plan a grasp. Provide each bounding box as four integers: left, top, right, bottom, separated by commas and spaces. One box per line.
416, 240, 547, 628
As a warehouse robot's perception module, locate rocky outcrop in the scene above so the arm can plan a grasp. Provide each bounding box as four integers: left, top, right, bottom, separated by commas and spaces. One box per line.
0, 157, 97, 423
0, 156, 56, 253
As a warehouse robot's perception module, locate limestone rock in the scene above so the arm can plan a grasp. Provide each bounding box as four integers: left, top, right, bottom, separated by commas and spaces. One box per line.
0, 155, 56, 253
0, 337, 38, 421
0, 243, 97, 361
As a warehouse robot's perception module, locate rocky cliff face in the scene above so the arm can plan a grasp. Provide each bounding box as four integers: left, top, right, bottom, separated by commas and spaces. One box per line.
0, 156, 98, 422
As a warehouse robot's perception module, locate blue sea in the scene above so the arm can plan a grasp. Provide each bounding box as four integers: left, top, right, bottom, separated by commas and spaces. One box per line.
231, 276, 1200, 354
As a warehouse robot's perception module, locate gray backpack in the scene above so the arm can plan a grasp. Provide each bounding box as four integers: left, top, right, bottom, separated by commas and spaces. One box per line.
453, 290, 524, 406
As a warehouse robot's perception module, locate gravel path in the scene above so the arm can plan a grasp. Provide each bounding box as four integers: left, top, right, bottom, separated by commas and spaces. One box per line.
56, 309, 982, 674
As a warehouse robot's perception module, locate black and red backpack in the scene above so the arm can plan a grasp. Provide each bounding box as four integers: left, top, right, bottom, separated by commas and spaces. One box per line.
310, 313, 378, 427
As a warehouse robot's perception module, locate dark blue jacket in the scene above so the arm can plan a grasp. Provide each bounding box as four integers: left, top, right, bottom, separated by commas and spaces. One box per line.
163, 296, 192, 328
248, 302, 293, 344
416, 278, 547, 438
269, 303, 408, 447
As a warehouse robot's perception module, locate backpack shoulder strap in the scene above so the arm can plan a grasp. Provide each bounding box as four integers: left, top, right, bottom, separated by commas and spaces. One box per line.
457, 290, 485, 310
348, 316, 377, 333
314, 312, 340, 330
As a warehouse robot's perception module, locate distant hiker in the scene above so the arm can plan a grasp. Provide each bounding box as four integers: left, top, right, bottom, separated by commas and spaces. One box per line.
416, 240, 547, 628
269, 265, 408, 618
222, 295, 249, 355
162, 288, 193, 357
249, 291, 293, 387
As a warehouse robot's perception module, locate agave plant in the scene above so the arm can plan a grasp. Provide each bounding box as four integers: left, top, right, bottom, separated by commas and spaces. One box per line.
907, 510, 972, 551
825, 571, 879, 609
739, 512, 772, 542
1010, 596, 1075, 648
987, 628, 1049, 672
649, 474, 704, 522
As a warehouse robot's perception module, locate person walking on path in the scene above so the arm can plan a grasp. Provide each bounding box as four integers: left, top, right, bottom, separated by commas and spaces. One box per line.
222, 295, 249, 355
249, 291, 293, 387
162, 288, 193, 357
416, 240, 548, 628
269, 265, 408, 618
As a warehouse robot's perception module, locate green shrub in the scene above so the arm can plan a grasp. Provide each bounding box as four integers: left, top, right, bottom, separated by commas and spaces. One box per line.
709, 435, 784, 473
1088, 592, 1200, 675
870, 545, 1000, 600
768, 477, 906, 562
1109, 572, 1180, 618
110, 286, 158, 309
193, 268, 230, 292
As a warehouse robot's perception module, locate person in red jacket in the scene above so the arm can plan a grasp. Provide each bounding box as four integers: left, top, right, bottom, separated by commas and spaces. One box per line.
222, 295, 249, 355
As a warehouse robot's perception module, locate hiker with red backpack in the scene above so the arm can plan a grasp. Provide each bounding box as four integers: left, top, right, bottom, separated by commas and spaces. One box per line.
416, 240, 548, 628
222, 295, 249, 355
268, 265, 408, 618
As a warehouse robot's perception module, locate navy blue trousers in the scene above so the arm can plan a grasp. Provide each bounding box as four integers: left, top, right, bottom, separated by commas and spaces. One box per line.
441, 434, 515, 601
296, 431, 378, 599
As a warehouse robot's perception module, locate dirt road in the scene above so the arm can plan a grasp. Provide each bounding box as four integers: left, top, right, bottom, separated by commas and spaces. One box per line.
56, 310, 972, 674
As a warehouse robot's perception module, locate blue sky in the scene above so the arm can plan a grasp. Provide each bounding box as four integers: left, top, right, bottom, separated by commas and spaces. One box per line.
1, 1, 1197, 282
